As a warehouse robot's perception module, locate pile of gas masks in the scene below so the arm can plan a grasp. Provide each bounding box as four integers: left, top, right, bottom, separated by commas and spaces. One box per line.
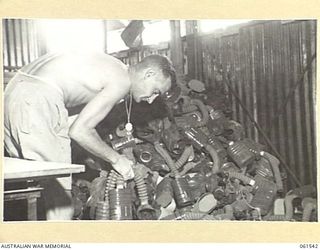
72, 80, 317, 221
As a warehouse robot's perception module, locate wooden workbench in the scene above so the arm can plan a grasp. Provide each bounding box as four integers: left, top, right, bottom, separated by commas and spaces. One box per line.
4, 157, 85, 181
3, 157, 85, 220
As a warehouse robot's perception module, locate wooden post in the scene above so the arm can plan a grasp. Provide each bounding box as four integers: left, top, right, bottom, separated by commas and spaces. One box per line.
185, 20, 203, 81
27, 196, 38, 220
170, 20, 183, 76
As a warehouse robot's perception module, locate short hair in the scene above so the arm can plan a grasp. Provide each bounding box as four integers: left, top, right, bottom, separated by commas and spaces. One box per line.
137, 54, 177, 87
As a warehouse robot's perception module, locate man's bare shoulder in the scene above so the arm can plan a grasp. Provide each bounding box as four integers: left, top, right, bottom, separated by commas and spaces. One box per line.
63, 51, 130, 86
82, 52, 129, 82
96, 53, 130, 86
65, 51, 127, 71
40, 52, 131, 107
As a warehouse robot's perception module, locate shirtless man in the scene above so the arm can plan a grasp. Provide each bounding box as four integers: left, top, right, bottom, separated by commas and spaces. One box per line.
4, 52, 175, 220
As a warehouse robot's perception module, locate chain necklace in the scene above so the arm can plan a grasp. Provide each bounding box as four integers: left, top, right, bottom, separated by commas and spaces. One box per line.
124, 91, 133, 135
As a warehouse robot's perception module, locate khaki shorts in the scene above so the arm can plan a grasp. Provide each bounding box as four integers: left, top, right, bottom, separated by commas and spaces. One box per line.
4, 73, 71, 163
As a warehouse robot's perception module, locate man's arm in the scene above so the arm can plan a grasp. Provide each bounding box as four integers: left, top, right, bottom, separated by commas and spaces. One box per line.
69, 80, 133, 179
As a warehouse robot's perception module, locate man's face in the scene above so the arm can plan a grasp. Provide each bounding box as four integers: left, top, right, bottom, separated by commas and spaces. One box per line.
131, 68, 171, 104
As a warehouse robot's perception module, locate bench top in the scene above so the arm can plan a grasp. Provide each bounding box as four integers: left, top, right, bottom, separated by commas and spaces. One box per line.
4, 157, 85, 181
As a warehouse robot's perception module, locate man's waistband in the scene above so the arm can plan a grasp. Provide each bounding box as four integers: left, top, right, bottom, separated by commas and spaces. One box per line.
14, 71, 65, 99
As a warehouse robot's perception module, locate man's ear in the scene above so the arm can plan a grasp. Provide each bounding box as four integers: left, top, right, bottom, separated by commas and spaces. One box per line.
144, 68, 155, 79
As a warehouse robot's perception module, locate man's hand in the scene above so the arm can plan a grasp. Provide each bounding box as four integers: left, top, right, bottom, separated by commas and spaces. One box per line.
112, 154, 135, 181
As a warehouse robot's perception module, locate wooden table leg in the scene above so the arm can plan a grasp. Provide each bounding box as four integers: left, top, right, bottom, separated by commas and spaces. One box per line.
27, 197, 38, 220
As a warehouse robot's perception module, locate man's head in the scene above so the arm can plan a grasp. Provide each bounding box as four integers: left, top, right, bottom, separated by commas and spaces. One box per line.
129, 54, 176, 103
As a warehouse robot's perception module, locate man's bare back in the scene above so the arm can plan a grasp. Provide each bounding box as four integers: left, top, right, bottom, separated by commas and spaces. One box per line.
22, 52, 130, 108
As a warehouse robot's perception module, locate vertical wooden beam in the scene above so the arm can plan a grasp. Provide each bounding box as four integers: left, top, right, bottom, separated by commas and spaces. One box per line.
291, 22, 305, 184
309, 20, 316, 186
283, 24, 297, 188
195, 22, 203, 82
273, 21, 286, 176
185, 20, 195, 79
170, 20, 183, 76
27, 197, 38, 221
185, 20, 203, 81
238, 27, 249, 133
231, 34, 240, 123
305, 20, 316, 186
250, 26, 259, 142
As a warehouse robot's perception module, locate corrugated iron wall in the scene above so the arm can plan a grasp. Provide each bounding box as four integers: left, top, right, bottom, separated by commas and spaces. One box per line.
3, 19, 42, 72
3, 19, 45, 88
111, 43, 171, 65
201, 20, 317, 188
